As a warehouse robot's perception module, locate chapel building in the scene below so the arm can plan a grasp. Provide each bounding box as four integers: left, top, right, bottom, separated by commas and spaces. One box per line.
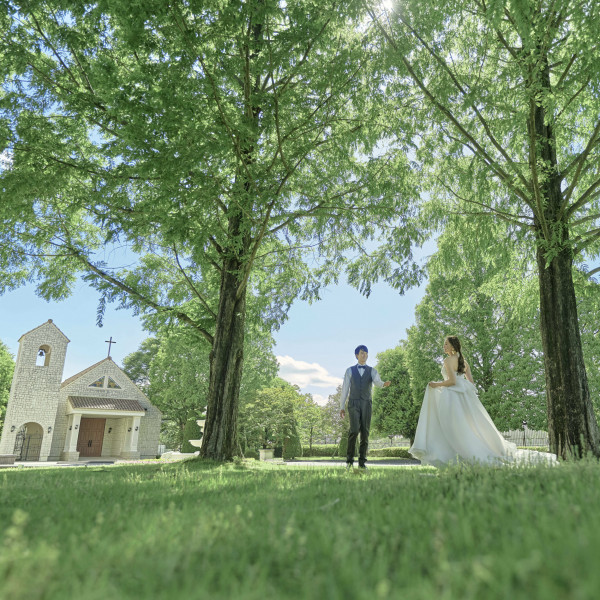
0, 320, 161, 462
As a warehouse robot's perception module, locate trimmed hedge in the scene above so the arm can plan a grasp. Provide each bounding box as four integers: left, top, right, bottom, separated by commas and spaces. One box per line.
301, 444, 338, 457
369, 447, 412, 458
300, 445, 413, 459
181, 419, 203, 453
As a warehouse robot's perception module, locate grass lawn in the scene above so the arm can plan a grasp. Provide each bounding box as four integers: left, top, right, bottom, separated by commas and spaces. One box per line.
1, 457, 600, 599
288, 456, 413, 462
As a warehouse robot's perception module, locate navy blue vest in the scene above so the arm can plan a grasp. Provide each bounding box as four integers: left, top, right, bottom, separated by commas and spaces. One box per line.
349, 365, 373, 403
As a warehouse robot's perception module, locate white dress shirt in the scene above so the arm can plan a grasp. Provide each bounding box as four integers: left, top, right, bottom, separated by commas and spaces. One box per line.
340, 364, 385, 409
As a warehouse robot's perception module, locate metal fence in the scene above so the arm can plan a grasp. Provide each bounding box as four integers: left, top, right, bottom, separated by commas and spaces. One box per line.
369, 436, 412, 449
366, 428, 549, 449
500, 428, 549, 447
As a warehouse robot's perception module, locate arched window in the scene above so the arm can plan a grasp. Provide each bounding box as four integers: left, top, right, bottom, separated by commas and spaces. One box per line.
36, 345, 51, 367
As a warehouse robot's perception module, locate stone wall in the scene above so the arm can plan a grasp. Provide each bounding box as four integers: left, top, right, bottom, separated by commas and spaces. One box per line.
0, 320, 68, 460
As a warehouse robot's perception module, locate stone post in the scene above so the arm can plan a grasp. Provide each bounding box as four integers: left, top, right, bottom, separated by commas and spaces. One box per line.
121, 416, 141, 459
61, 413, 82, 461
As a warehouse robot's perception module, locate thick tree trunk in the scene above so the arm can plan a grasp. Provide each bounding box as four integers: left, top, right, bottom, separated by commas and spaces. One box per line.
200, 253, 247, 461
536, 247, 600, 459
531, 46, 600, 459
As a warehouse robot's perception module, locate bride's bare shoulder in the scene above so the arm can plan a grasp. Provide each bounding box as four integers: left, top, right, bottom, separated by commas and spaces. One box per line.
444, 355, 459, 368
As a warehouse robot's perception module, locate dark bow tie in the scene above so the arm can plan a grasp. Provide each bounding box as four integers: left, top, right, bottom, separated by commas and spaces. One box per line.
358, 364, 367, 369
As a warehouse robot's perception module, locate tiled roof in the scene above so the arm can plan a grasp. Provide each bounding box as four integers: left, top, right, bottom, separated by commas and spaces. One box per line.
60, 358, 113, 388
68, 396, 145, 412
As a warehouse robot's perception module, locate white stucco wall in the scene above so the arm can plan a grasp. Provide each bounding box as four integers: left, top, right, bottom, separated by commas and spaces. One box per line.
55, 359, 162, 459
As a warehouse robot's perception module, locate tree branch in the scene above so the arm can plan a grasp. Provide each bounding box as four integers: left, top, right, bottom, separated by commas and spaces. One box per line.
555, 53, 577, 89
402, 16, 530, 192
560, 118, 600, 209
572, 213, 600, 227
367, 6, 531, 207
555, 77, 591, 121
68, 244, 214, 344
437, 181, 534, 230
566, 174, 600, 219
574, 229, 600, 255
172, 247, 217, 319
527, 94, 551, 240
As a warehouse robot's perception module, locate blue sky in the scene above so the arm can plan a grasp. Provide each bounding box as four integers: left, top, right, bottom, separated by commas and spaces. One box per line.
0, 250, 433, 405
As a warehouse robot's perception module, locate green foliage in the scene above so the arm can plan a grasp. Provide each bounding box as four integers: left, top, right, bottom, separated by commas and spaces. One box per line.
372, 0, 600, 259
146, 330, 210, 449
405, 219, 550, 431
121, 323, 277, 450
282, 421, 303, 460
368, 448, 413, 458
372, 345, 418, 440
181, 419, 203, 454
293, 394, 323, 450
301, 444, 338, 457
320, 386, 345, 445
2, 460, 600, 598
0, 340, 15, 436
238, 379, 303, 453
0, 0, 420, 460
337, 429, 350, 458
371, 0, 600, 456
121, 338, 160, 387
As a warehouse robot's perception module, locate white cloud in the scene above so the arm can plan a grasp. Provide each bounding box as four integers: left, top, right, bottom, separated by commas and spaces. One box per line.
311, 394, 328, 406
276, 355, 343, 391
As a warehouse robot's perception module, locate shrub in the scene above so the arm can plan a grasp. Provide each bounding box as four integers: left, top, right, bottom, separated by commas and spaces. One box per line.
369, 447, 413, 459
180, 418, 203, 453
283, 433, 303, 459
242, 449, 259, 460
337, 435, 348, 458
301, 444, 338, 457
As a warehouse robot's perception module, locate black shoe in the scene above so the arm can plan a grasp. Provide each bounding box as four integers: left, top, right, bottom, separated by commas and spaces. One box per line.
346, 462, 353, 469
358, 464, 368, 470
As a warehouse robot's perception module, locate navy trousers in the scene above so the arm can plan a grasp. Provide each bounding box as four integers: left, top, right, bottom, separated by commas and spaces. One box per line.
346, 398, 372, 466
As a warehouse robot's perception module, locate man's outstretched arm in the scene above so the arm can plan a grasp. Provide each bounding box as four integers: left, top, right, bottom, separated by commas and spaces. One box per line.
372, 367, 391, 388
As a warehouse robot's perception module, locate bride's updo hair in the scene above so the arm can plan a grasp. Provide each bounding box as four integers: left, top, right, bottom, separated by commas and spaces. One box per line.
446, 336, 465, 374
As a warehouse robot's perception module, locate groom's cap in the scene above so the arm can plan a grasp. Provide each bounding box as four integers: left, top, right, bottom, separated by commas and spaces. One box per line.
355, 345, 368, 355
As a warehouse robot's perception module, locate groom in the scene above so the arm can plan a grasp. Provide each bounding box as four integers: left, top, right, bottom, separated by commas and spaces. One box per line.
340, 345, 391, 469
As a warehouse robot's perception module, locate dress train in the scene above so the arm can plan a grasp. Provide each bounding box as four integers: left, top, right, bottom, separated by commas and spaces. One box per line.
409, 368, 558, 467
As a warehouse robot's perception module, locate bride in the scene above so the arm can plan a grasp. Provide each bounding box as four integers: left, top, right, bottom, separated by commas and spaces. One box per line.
409, 336, 558, 467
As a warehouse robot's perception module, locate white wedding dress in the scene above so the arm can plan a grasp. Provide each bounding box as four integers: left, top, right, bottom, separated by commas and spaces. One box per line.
409, 366, 558, 467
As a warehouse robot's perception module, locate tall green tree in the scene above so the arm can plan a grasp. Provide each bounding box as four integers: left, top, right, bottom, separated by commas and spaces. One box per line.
122, 338, 161, 388
238, 378, 302, 456
406, 219, 550, 431
122, 323, 277, 450
0, 340, 14, 436
0, 0, 416, 460
290, 391, 322, 451
368, 0, 600, 458
321, 386, 348, 455
372, 345, 418, 441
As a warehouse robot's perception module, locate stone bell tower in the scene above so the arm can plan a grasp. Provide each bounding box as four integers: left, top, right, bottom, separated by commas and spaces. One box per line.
0, 319, 69, 461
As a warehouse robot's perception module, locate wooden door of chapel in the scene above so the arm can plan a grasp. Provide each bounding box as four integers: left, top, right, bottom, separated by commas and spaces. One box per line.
77, 417, 106, 457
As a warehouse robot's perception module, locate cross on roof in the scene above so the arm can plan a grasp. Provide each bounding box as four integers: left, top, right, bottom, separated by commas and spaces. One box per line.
105, 336, 116, 357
